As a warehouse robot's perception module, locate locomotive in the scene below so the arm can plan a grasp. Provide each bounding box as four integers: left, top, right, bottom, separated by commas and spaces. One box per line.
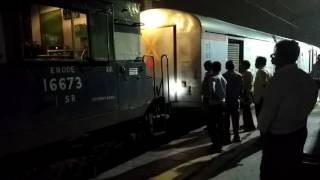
1, 0, 319, 160
0, 0, 170, 158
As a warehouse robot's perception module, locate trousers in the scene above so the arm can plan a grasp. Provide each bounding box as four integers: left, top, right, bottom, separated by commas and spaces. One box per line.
260, 126, 307, 180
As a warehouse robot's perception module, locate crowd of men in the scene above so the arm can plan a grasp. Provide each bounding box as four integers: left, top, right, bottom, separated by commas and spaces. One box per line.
201, 55, 270, 152
201, 40, 320, 180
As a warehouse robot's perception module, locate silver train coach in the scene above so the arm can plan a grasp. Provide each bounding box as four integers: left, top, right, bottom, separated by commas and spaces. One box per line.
140, 8, 320, 109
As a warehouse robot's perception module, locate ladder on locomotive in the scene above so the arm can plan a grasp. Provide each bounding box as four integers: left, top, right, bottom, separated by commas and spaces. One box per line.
142, 55, 171, 135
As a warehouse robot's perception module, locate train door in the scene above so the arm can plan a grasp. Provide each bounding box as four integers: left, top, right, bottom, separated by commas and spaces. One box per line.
228, 39, 244, 72
141, 25, 177, 102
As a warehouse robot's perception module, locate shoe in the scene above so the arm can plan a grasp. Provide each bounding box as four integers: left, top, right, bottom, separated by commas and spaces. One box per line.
223, 140, 232, 145
232, 136, 241, 143
208, 145, 222, 153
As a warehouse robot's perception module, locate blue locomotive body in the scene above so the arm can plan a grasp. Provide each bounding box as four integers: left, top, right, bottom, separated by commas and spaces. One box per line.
0, 0, 161, 158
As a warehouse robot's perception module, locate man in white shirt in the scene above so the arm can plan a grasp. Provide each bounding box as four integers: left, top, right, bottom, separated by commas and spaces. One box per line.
254, 56, 271, 117
201, 61, 226, 153
258, 40, 318, 180
241, 60, 255, 131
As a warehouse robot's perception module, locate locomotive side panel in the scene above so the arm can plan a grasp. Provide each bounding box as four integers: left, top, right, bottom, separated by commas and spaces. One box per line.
0, 62, 152, 158
0, 64, 118, 156
0, 0, 154, 158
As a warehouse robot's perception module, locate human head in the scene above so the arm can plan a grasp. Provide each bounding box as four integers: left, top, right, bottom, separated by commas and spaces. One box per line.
242, 60, 251, 71
255, 56, 267, 69
212, 61, 221, 75
271, 40, 300, 69
226, 60, 235, 71
204, 60, 212, 71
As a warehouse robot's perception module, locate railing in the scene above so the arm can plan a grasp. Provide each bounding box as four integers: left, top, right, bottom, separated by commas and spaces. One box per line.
161, 54, 170, 102
142, 55, 156, 97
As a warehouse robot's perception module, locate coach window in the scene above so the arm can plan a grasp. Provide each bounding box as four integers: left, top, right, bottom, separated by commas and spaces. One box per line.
23, 5, 89, 61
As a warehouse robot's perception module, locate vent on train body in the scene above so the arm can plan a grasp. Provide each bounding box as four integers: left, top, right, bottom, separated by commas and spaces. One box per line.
228, 43, 240, 72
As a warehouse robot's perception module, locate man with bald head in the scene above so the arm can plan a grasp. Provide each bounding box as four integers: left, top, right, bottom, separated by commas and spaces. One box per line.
258, 40, 318, 180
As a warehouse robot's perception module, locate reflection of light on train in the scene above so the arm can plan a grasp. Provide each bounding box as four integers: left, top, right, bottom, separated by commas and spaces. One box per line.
141, 8, 320, 110
170, 79, 185, 97
141, 9, 201, 106
141, 9, 166, 28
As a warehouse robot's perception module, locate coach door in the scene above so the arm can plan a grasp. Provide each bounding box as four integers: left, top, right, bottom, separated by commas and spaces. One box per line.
141, 25, 177, 102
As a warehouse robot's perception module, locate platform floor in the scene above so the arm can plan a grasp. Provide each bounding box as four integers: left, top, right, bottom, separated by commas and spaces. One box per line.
94, 103, 320, 180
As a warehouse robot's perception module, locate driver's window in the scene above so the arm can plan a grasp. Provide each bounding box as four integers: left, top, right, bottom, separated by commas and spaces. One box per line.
23, 4, 89, 61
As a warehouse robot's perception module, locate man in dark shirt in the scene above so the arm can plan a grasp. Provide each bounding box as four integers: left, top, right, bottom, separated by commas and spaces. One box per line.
223, 61, 243, 143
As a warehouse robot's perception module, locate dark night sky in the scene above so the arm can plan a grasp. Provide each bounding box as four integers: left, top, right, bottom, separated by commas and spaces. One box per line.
149, 0, 320, 47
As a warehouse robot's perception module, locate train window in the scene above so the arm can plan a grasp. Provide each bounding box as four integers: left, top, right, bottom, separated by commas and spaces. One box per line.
89, 12, 112, 61
114, 24, 140, 61
23, 5, 89, 61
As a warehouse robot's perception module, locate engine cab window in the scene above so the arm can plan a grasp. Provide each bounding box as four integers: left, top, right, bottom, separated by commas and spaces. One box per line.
114, 26, 140, 61
23, 5, 89, 61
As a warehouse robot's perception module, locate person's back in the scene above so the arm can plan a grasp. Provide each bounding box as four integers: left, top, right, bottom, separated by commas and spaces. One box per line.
242, 70, 253, 94
202, 71, 213, 102
223, 61, 242, 143
201, 61, 213, 104
211, 74, 226, 105
223, 71, 242, 101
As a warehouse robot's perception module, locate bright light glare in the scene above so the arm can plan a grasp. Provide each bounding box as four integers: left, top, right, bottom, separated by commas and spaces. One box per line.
141, 10, 165, 28
169, 79, 185, 97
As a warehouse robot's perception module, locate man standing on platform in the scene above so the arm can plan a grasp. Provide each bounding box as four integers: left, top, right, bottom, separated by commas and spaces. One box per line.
241, 60, 256, 131
258, 40, 318, 180
254, 56, 271, 117
201, 61, 226, 152
223, 60, 243, 143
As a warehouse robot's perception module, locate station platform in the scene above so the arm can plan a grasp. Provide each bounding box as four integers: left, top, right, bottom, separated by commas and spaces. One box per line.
94, 103, 320, 180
